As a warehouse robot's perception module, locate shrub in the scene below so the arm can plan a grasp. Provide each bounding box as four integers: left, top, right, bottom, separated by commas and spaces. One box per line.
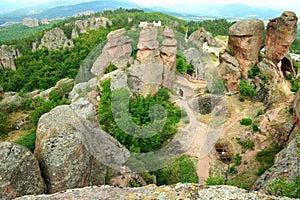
237, 139, 255, 150
256, 109, 263, 116
267, 176, 300, 198
234, 154, 242, 166
104, 64, 118, 74
248, 66, 260, 79
16, 130, 36, 152
205, 176, 225, 185
252, 124, 259, 132
240, 118, 252, 126
239, 80, 256, 98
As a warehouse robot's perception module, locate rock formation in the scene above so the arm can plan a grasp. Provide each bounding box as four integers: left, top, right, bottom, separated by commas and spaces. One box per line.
194, 94, 224, 115
23, 18, 39, 27
71, 28, 79, 39
0, 45, 20, 71
227, 18, 265, 73
34, 105, 130, 194
188, 28, 220, 48
0, 142, 46, 200
161, 27, 177, 89
73, 10, 95, 17
91, 28, 132, 76
266, 11, 298, 66
16, 184, 294, 200
252, 137, 300, 192
72, 17, 112, 33
38, 28, 74, 50
40, 18, 50, 25
183, 48, 205, 79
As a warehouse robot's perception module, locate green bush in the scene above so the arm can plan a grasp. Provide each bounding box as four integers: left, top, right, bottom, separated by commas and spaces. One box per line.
237, 139, 255, 150
267, 176, 300, 198
252, 124, 259, 132
16, 130, 36, 152
234, 154, 242, 166
256, 109, 263, 116
205, 176, 225, 185
176, 55, 194, 75
239, 80, 256, 98
104, 64, 118, 74
240, 118, 252, 126
255, 143, 282, 176
248, 66, 260, 79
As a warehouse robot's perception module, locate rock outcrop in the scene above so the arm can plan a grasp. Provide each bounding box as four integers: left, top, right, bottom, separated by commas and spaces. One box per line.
0, 142, 46, 200
227, 18, 265, 73
161, 27, 177, 89
23, 18, 39, 27
266, 11, 298, 66
73, 10, 95, 17
0, 45, 20, 71
91, 28, 132, 76
188, 28, 220, 48
34, 105, 130, 194
40, 18, 50, 25
194, 94, 224, 115
72, 17, 112, 33
252, 137, 300, 192
17, 184, 293, 200
217, 51, 241, 92
183, 48, 206, 79
38, 28, 74, 50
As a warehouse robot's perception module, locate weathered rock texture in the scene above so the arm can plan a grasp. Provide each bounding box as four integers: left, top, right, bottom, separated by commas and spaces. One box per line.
252, 137, 300, 192
188, 28, 220, 48
72, 17, 112, 33
161, 27, 177, 89
0, 45, 20, 71
183, 48, 205, 79
194, 94, 224, 115
0, 142, 46, 200
91, 28, 132, 76
38, 28, 74, 50
34, 105, 130, 194
227, 18, 265, 73
266, 11, 298, 66
17, 184, 293, 200
217, 50, 241, 92
23, 18, 39, 27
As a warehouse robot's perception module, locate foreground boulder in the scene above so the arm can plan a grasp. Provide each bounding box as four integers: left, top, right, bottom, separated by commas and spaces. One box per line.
227, 18, 264, 73
17, 184, 293, 200
266, 11, 298, 66
252, 137, 300, 192
35, 105, 130, 194
0, 142, 45, 200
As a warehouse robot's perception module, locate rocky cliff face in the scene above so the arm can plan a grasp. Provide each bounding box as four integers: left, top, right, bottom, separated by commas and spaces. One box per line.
0, 142, 46, 200
23, 18, 39, 27
16, 184, 293, 200
72, 17, 112, 33
38, 28, 74, 50
227, 18, 265, 74
252, 137, 300, 192
91, 28, 132, 76
40, 18, 50, 25
188, 28, 220, 48
0, 45, 20, 71
266, 11, 298, 66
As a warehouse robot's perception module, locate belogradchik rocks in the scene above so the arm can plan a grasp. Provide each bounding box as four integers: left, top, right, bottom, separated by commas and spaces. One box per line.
227, 18, 264, 73
0, 45, 20, 71
91, 28, 132, 76
16, 184, 293, 200
188, 28, 220, 48
37, 28, 74, 50
252, 137, 300, 193
23, 18, 39, 27
0, 142, 46, 200
34, 104, 130, 194
266, 11, 298, 66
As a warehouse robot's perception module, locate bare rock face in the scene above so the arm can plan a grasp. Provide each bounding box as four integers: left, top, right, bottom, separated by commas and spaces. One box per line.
38, 28, 74, 50
40, 18, 50, 25
188, 28, 220, 48
16, 184, 294, 200
73, 17, 112, 33
161, 27, 177, 89
0, 45, 20, 71
227, 18, 264, 73
0, 142, 46, 200
266, 11, 298, 66
71, 28, 79, 39
217, 51, 241, 92
23, 18, 39, 27
35, 105, 130, 194
91, 28, 132, 76
252, 137, 300, 193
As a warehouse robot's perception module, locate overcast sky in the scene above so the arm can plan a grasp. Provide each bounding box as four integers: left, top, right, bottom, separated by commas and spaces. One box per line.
0, 0, 299, 11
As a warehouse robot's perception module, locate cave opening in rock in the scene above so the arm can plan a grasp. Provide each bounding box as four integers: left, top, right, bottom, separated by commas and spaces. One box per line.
281, 57, 294, 78
179, 88, 184, 97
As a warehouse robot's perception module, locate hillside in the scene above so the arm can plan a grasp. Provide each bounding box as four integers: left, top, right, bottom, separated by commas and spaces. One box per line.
0, 8, 299, 200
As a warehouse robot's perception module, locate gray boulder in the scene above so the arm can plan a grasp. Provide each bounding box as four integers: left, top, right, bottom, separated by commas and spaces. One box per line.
38, 28, 74, 50
0, 45, 20, 71
0, 142, 45, 200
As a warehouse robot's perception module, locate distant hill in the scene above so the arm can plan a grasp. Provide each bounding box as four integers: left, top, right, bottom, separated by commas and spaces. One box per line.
0, 0, 140, 25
